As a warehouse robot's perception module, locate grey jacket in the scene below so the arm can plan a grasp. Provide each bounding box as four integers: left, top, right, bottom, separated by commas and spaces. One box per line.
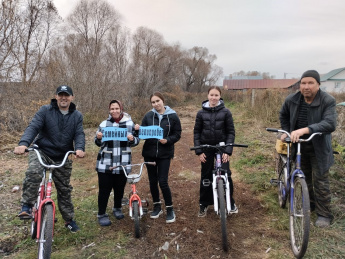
279, 90, 337, 172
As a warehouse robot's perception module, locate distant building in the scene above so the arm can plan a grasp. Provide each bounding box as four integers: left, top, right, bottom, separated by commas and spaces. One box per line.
320, 67, 345, 93
223, 78, 299, 91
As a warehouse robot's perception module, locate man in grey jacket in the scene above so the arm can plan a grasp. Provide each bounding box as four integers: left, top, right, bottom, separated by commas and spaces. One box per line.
279, 70, 337, 228
14, 85, 85, 232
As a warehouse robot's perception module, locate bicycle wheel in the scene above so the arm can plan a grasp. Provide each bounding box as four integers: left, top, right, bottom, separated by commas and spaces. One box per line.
133, 201, 140, 238
217, 178, 228, 252
276, 153, 287, 208
38, 204, 54, 259
289, 177, 310, 259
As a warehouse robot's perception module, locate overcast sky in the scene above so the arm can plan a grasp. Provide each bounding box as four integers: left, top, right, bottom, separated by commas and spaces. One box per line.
54, 0, 345, 83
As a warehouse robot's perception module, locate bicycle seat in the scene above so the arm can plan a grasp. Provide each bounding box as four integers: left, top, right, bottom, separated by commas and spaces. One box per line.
127, 174, 141, 183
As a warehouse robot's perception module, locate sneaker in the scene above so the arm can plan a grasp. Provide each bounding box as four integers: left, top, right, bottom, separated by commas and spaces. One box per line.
113, 208, 124, 220
315, 216, 331, 228
65, 220, 80, 233
198, 205, 208, 217
166, 206, 176, 223
97, 214, 111, 226
18, 204, 32, 219
150, 202, 163, 219
230, 204, 238, 214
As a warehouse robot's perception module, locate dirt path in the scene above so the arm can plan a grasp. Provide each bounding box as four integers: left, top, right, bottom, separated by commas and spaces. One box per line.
121, 106, 283, 259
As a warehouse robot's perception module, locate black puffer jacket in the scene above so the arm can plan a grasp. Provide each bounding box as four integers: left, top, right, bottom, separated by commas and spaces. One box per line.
141, 106, 182, 159
19, 99, 85, 160
194, 99, 235, 155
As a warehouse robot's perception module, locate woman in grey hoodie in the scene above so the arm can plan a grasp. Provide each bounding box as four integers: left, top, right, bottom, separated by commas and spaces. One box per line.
135, 92, 182, 223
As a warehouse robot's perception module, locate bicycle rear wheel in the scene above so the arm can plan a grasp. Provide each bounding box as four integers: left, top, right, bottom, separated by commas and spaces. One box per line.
133, 201, 140, 238
38, 204, 54, 259
276, 153, 287, 208
217, 178, 228, 252
289, 177, 310, 259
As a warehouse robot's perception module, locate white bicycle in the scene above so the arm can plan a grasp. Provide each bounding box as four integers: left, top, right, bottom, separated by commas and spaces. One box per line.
190, 142, 248, 252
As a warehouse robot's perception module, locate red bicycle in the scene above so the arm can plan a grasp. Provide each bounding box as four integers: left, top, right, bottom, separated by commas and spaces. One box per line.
23, 145, 75, 259
110, 161, 155, 238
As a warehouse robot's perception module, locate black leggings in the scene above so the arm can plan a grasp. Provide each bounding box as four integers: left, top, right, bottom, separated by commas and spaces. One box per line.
145, 158, 173, 206
97, 172, 127, 215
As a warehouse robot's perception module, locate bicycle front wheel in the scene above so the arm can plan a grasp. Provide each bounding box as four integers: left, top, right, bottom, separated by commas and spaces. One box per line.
133, 201, 140, 238
38, 204, 54, 259
276, 153, 287, 208
217, 178, 228, 252
289, 177, 310, 258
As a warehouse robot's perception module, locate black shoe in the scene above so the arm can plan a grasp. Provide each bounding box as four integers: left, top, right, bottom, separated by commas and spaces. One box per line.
230, 204, 238, 214
65, 220, 80, 233
150, 202, 163, 219
166, 206, 176, 223
198, 205, 208, 217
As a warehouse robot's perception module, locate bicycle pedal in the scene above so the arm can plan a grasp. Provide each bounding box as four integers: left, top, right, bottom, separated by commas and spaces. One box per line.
270, 179, 279, 186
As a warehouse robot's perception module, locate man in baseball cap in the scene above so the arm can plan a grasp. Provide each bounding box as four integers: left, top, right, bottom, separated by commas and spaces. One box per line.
56, 85, 73, 96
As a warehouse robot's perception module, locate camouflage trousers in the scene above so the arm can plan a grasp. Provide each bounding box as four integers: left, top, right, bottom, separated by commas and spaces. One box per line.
21, 150, 75, 222
301, 143, 333, 219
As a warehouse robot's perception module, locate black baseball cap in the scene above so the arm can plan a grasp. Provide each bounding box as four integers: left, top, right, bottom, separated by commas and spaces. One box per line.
56, 85, 73, 96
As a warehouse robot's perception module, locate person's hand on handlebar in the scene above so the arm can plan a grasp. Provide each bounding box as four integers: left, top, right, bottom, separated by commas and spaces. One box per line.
75, 150, 85, 158
14, 145, 28, 155
222, 153, 229, 163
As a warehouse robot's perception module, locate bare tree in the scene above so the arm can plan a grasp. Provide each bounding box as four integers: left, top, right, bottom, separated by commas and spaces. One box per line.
182, 46, 220, 92
10, 0, 60, 86
0, 0, 19, 81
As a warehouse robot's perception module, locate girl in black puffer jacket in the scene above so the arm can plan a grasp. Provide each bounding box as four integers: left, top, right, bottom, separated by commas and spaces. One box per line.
194, 86, 237, 217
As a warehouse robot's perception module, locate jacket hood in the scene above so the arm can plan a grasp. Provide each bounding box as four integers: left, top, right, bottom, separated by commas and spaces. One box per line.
152, 106, 177, 116
107, 112, 132, 123
201, 98, 225, 111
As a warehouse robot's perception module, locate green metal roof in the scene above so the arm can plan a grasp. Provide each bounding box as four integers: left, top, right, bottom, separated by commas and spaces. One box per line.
320, 67, 345, 81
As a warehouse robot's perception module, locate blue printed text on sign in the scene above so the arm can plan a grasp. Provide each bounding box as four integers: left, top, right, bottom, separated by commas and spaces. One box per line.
139, 126, 164, 139
102, 127, 128, 141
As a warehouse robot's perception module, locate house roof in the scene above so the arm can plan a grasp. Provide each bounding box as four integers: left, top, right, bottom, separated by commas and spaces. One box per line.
223, 79, 298, 90
320, 67, 345, 81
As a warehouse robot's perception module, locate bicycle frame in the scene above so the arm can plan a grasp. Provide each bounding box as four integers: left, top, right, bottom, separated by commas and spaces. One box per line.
191, 142, 248, 215
27, 146, 75, 242
213, 153, 232, 215
110, 162, 155, 218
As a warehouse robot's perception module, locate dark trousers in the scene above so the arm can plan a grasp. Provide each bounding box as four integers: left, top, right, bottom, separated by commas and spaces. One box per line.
145, 158, 173, 207
21, 151, 74, 222
300, 143, 332, 219
97, 172, 127, 215
199, 151, 235, 206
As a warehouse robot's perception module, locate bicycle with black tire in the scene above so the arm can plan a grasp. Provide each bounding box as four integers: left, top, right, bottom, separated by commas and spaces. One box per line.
110, 161, 154, 238
190, 142, 248, 252
267, 128, 322, 258
22, 145, 75, 259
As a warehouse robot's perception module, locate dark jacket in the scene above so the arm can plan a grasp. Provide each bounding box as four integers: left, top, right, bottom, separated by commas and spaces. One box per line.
19, 99, 85, 160
95, 113, 139, 174
194, 99, 235, 155
141, 106, 182, 159
279, 90, 337, 172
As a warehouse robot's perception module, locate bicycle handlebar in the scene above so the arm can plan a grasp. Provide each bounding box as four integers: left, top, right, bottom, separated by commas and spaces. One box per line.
109, 162, 156, 178
25, 145, 76, 169
266, 128, 322, 142
190, 143, 248, 151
